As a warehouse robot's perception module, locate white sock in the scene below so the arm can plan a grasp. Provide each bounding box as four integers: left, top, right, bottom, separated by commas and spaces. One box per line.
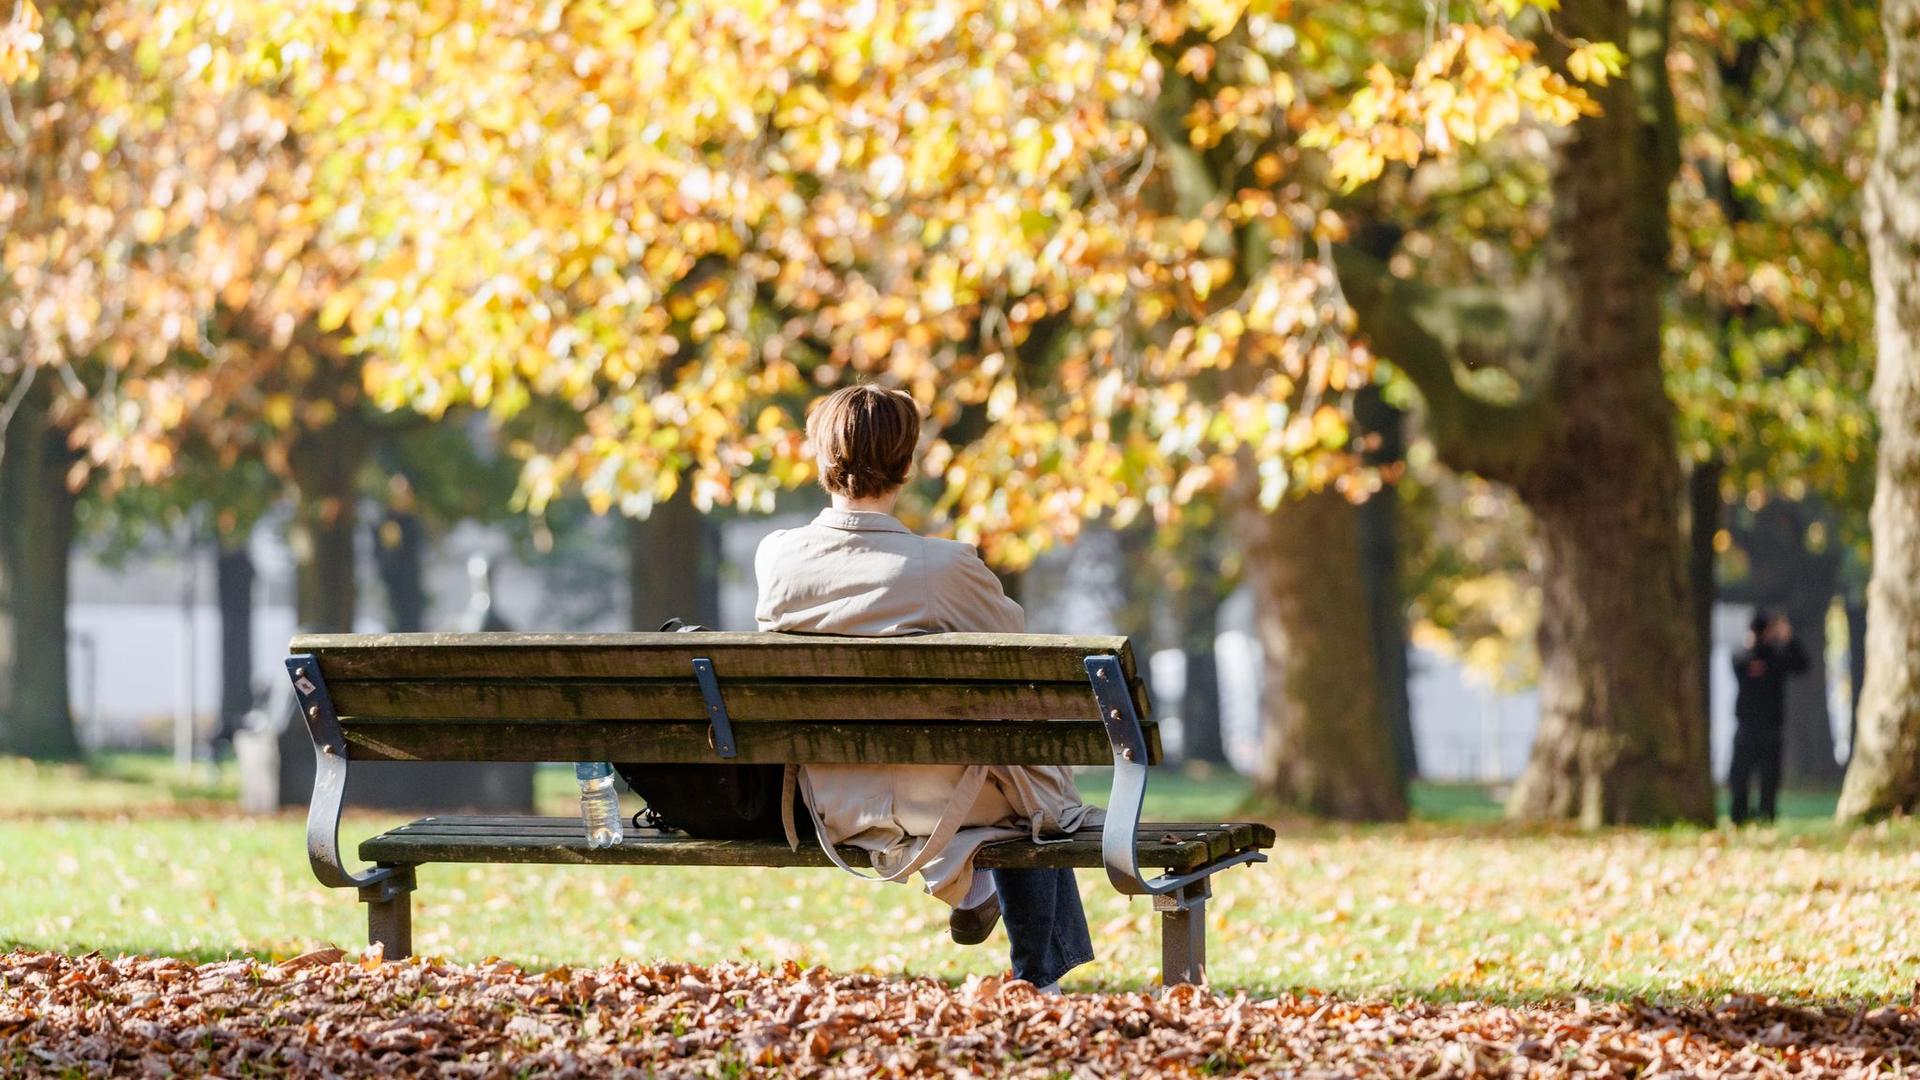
1035, 981, 1061, 995
959, 870, 996, 910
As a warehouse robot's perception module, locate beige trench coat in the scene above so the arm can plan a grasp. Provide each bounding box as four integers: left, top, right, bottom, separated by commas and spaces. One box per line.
754, 508, 1100, 906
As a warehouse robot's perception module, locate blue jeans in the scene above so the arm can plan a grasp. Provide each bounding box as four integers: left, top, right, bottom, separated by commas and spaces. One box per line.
990, 867, 1094, 987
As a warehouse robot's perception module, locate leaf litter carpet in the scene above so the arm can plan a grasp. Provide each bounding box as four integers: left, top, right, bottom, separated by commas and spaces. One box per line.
4, 949, 1917, 1077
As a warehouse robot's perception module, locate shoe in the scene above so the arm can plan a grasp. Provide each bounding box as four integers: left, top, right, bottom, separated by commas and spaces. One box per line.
948, 893, 1001, 945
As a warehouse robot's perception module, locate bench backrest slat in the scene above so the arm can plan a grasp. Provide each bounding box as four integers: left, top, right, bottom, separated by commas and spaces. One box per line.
341, 719, 1155, 766
297, 632, 1134, 683
293, 631, 1156, 768
328, 679, 1111, 722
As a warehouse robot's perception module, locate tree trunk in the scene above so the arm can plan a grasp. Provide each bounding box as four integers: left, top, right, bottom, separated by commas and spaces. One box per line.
1238, 489, 1408, 820
1837, 0, 1920, 821
278, 420, 365, 805
373, 508, 429, 632
627, 492, 719, 630
1509, 486, 1709, 822
1500, 0, 1712, 825
1335, 0, 1714, 824
1845, 596, 1866, 758
1355, 386, 1416, 782
1688, 461, 1721, 753
1176, 538, 1227, 765
1111, 522, 1166, 727
215, 538, 256, 745
288, 423, 364, 633
0, 382, 79, 760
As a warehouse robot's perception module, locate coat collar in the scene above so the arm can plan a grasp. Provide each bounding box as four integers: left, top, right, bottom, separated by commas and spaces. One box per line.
812, 508, 912, 534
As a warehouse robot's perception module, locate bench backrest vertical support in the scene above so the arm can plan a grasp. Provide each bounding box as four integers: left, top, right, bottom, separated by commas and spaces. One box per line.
285, 653, 400, 891
1087, 655, 1267, 897
689, 657, 738, 758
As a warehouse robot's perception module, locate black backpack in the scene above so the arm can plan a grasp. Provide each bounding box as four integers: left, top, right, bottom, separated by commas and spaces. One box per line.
612, 620, 792, 840
615, 760, 789, 839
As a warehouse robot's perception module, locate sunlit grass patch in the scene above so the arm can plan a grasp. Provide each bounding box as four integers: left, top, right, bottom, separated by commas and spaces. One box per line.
2, 755, 1914, 1001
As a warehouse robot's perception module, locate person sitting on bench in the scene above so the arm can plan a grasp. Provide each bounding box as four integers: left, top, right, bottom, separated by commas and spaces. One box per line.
754, 384, 1101, 993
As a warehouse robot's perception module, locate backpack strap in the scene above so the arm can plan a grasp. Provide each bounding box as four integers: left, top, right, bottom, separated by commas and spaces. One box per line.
781, 764, 801, 850
797, 765, 992, 885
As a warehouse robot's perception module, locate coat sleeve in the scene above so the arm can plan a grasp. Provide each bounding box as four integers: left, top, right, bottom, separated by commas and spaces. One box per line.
934, 544, 1026, 634
751, 530, 788, 630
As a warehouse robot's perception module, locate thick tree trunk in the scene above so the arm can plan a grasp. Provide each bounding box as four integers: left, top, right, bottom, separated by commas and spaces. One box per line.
1510, 487, 1710, 822
215, 538, 256, 745
1335, 0, 1713, 824
1500, 0, 1712, 825
289, 424, 364, 633
627, 492, 718, 630
1238, 489, 1408, 821
1837, 0, 1920, 821
0, 382, 79, 760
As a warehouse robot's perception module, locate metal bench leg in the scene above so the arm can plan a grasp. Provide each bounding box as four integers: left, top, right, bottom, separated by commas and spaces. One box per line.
359, 867, 417, 960
1155, 879, 1210, 986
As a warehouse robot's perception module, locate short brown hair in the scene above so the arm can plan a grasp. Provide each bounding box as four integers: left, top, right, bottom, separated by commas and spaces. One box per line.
805, 385, 921, 499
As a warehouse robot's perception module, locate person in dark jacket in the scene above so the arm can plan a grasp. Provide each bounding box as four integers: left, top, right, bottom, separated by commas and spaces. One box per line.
1728, 609, 1810, 824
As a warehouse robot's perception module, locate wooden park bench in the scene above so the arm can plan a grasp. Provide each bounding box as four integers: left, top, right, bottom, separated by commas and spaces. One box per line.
284, 632, 1274, 986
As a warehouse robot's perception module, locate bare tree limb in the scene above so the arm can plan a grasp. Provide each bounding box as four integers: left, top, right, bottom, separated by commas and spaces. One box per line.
1330, 243, 1554, 484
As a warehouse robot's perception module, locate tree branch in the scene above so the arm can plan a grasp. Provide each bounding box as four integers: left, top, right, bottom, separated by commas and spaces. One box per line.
1331, 244, 1554, 483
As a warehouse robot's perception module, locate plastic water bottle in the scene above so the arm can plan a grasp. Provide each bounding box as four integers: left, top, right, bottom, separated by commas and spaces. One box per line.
574, 762, 624, 848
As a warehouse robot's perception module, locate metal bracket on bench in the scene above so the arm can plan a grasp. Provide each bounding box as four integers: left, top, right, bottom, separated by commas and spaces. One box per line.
690, 657, 738, 758
286, 653, 398, 892
1086, 655, 1267, 897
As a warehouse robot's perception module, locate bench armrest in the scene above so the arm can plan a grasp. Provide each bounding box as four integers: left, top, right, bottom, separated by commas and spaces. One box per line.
1086, 656, 1267, 895
285, 653, 401, 891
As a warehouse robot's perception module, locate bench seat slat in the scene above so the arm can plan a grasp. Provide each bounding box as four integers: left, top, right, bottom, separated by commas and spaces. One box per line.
296, 632, 1138, 684
341, 720, 1160, 766
359, 817, 1276, 874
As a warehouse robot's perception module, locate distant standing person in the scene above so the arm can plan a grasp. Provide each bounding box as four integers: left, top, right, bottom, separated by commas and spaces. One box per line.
1728, 609, 1810, 825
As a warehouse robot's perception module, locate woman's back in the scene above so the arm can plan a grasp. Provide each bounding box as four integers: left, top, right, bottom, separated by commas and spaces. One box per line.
754, 509, 1023, 637
757, 383, 1097, 989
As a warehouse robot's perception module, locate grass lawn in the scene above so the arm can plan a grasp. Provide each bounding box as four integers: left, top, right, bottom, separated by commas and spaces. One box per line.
2, 755, 1914, 1002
